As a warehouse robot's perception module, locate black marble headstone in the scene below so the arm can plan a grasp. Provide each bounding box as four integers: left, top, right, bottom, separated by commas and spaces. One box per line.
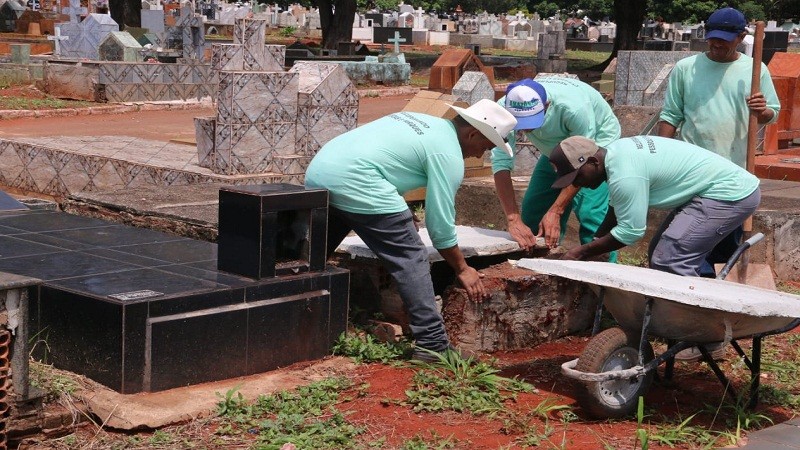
217, 184, 328, 279
1, 210, 349, 393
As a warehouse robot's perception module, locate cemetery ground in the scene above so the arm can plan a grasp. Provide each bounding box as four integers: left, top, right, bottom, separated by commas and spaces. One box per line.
4, 48, 800, 450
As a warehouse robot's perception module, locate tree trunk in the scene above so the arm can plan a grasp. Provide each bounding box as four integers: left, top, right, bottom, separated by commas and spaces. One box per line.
318, 0, 356, 49
109, 0, 141, 28
593, 0, 647, 71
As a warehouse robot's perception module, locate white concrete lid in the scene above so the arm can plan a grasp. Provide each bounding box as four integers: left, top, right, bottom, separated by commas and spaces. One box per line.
336, 226, 544, 262
516, 259, 800, 318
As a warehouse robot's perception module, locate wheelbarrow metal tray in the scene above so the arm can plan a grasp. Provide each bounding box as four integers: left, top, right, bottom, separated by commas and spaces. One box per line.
516, 259, 800, 343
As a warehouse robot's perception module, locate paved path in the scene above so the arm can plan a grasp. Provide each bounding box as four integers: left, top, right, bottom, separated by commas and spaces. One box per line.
738, 417, 800, 449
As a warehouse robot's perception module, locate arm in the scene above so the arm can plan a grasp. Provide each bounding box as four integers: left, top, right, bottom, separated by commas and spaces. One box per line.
493, 170, 537, 251
538, 185, 579, 248
438, 245, 488, 302
656, 120, 678, 138
594, 206, 618, 238
562, 233, 626, 261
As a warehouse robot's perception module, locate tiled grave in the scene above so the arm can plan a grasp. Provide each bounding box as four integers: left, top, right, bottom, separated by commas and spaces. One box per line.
614, 50, 698, 106
56, 13, 119, 60
98, 62, 216, 102
98, 31, 142, 62
0, 136, 301, 199
2, 206, 348, 393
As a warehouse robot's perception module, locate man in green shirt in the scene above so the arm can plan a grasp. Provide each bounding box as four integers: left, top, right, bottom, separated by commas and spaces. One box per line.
492, 78, 621, 257
551, 135, 760, 277
657, 6, 779, 278
306, 99, 517, 362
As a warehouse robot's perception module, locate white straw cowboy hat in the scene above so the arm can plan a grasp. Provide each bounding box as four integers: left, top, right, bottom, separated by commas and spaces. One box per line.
451, 99, 517, 156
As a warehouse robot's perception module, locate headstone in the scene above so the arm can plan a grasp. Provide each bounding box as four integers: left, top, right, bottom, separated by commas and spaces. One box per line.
62, 0, 87, 22
387, 30, 406, 53
428, 48, 494, 92
451, 71, 494, 105
10, 43, 31, 64
373, 26, 412, 46
141, 8, 165, 34
291, 62, 359, 157
0, 1, 24, 33
98, 30, 143, 61
56, 13, 120, 60
614, 50, 700, 106
47, 27, 70, 55
15, 9, 43, 34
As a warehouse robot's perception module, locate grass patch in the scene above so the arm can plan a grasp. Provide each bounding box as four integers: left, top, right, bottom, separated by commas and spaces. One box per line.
0, 96, 92, 110
29, 359, 81, 402
565, 50, 611, 71
404, 349, 533, 414
332, 331, 411, 363
215, 377, 365, 449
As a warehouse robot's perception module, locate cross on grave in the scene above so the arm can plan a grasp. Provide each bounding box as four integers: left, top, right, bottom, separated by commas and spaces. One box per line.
47, 26, 69, 55
62, 0, 87, 22
388, 30, 406, 53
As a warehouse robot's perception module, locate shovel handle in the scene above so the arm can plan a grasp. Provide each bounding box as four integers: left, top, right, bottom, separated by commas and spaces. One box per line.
716, 233, 765, 280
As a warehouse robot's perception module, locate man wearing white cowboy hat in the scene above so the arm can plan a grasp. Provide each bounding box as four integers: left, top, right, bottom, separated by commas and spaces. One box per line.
492, 77, 621, 258
306, 99, 517, 362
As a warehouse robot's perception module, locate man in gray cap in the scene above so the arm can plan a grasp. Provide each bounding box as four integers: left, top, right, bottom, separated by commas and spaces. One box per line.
549, 135, 760, 276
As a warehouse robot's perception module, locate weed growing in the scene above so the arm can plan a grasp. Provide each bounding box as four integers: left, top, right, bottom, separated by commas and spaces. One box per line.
215, 377, 366, 449
400, 430, 458, 449
332, 331, 410, 363
29, 359, 80, 402
404, 349, 533, 414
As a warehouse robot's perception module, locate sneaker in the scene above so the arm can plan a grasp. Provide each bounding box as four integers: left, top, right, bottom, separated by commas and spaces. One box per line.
674, 342, 727, 362
411, 345, 480, 364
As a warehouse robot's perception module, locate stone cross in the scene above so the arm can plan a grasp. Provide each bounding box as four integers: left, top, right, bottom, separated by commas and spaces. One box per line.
388, 31, 406, 53
63, 0, 88, 22
47, 26, 69, 54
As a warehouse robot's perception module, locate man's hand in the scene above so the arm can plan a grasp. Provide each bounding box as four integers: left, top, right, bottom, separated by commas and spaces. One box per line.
507, 214, 537, 251
561, 246, 586, 261
537, 210, 562, 248
746, 92, 774, 123
456, 267, 489, 302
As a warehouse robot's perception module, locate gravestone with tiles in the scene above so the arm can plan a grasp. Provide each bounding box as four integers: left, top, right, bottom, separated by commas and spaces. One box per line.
451, 70, 494, 106
1, 185, 348, 393
98, 30, 143, 61
197, 17, 358, 181
55, 13, 119, 59
0, 0, 25, 33
614, 50, 699, 106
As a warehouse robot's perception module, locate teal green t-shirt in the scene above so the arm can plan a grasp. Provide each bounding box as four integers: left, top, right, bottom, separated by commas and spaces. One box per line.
492, 77, 621, 173
305, 112, 464, 249
660, 52, 780, 168
605, 136, 760, 245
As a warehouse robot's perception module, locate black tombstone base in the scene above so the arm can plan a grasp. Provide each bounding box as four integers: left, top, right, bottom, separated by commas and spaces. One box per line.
0, 209, 348, 393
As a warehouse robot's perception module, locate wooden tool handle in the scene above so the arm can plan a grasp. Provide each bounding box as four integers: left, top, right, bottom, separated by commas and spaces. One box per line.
744, 21, 765, 233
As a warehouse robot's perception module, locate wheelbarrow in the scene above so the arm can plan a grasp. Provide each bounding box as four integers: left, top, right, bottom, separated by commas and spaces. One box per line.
516, 234, 800, 419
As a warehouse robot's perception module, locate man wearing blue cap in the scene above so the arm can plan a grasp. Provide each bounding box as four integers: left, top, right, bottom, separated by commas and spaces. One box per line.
492, 78, 621, 255
657, 6, 780, 280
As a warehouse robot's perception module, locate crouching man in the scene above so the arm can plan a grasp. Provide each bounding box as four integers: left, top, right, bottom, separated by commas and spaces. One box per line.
550, 135, 760, 276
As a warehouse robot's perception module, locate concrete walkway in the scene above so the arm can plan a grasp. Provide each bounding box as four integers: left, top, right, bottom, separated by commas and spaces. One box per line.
738, 418, 800, 449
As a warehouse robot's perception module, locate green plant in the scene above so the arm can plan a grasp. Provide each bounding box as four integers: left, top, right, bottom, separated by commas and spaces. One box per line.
520, 423, 555, 446
400, 430, 458, 449
332, 331, 408, 363
635, 396, 649, 450
618, 249, 649, 267
148, 430, 175, 445
215, 377, 365, 449
529, 397, 572, 420
404, 349, 533, 414
29, 360, 80, 402
279, 26, 297, 37
650, 413, 704, 447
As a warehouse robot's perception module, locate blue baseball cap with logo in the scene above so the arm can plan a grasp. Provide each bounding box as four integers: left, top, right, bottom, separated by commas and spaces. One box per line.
504, 79, 548, 130
705, 7, 747, 42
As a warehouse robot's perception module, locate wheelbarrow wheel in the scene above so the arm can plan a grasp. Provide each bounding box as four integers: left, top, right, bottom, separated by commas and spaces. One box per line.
575, 327, 655, 419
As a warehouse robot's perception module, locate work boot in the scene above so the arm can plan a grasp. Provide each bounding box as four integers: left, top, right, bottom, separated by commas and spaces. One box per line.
411, 345, 480, 364
674, 342, 726, 363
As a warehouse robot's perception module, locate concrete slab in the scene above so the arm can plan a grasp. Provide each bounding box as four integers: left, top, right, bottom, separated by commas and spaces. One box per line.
337, 225, 545, 262
79, 357, 356, 430
515, 259, 800, 318
740, 423, 800, 449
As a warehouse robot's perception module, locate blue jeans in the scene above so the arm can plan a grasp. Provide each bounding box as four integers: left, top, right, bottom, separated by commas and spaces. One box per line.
327, 207, 450, 352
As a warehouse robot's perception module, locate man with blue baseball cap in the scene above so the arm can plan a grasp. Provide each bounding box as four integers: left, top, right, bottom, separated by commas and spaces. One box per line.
492, 77, 621, 257
657, 6, 779, 280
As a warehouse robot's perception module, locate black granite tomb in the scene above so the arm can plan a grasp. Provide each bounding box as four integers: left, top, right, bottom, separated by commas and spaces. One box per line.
373, 27, 413, 45
3, 185, 348, 394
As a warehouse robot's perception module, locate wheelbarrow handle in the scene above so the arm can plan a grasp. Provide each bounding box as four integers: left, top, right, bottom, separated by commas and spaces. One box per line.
716, 232, 765, 281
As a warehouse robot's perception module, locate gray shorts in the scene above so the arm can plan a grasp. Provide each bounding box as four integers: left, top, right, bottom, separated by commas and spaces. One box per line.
649, 188, 761, 276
